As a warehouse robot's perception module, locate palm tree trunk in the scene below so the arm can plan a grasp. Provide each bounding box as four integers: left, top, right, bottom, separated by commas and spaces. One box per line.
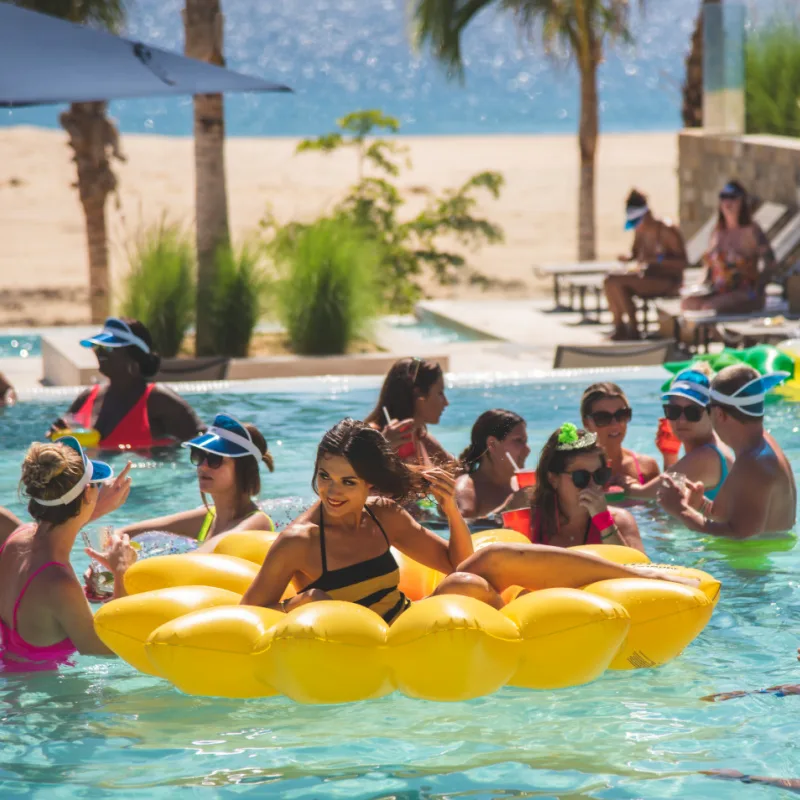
184, 0, 230, 356
577, 61, 599, 261
59, 101, 124, 323
683, 0, 718, 127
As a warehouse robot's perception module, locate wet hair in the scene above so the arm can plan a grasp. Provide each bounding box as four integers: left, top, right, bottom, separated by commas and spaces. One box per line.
121, 318, 162, 379
530, 427, 606, 542
365, 357, 443, 428
717, 179, 752, 229
580, 382, 630, 421
233, 423, 275, 497
459, 409, 525, 474
626, 189, 648, 210
710, 364, 762, 424
20, 442, 88, 524
313, 418, 425, 502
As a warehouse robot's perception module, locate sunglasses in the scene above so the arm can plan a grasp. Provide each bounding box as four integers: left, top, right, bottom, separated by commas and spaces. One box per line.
565, 465, 612, 490
663, 403, 707, 422
190, 447, 224, 469
587, 408, 632, 427
92, 344, 113, 356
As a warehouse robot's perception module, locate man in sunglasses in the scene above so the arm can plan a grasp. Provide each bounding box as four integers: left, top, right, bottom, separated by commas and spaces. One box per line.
658, 365, 796, 537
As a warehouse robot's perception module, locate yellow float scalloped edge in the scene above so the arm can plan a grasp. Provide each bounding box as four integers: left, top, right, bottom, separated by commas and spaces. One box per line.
96, 531, 719, 701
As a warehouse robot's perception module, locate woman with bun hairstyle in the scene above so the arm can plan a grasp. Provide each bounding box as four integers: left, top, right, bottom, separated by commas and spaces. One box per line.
456, 409, 530, 519
49, 317, 204, 449
0, 438, 136, 669
365, 357, 452, 465
119, 414, 276, 547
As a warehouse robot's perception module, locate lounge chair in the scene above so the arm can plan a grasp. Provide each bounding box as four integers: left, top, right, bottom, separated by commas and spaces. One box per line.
553, 340, 676, 369
662, 208, 800, 353
565, 202, 790, 320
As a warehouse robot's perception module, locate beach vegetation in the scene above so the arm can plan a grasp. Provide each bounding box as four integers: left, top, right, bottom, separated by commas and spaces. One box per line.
270, 216, 382, 356
745, 21, 800, 138
206, 240, 270, 358
264, 109, 505, 311
12, 0, 127, 323
119, 218, 196, 358
411, 0, 641, 262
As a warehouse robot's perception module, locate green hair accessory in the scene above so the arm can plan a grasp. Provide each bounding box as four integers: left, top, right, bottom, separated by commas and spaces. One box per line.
556, 423, 597, 451
558, 423, 579, 445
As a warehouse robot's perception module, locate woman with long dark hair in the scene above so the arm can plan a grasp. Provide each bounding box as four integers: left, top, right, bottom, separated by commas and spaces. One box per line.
365, 357, 452, 465
527, 424, 644, 551
456, 409, 530, 518
682, 180, 776, 314
49, 317, 204, 450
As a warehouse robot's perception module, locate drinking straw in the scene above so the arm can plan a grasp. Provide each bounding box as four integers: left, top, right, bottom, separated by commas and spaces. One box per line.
505, 452, 520, 472
382, 406, 392, 426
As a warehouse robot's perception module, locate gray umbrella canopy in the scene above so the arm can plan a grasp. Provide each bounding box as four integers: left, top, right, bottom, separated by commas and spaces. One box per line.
0, 3, 291, 107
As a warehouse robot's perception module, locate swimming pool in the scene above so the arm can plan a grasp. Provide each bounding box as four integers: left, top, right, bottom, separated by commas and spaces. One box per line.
0, 334, 41, 359
2, 373, 800, 798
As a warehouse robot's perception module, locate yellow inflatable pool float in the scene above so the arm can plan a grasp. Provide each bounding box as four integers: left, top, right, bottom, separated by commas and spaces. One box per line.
96, 534, 719, 702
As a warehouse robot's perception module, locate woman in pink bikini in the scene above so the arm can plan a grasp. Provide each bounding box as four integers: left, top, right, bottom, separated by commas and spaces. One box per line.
48, 317, 204, 451
524, 423, 644, 552
0, 437, 136, 671
580, 382, 659, 487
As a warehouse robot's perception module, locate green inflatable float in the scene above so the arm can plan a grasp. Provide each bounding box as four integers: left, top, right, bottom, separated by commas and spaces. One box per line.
661, 345, 796, 394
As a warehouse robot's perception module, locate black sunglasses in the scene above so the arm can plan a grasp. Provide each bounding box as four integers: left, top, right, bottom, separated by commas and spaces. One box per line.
190, 447, 224, 469
92, 344, 113, 356
587, 408, 632, 427
663, 403, 707, 423
565, 466, 612, 490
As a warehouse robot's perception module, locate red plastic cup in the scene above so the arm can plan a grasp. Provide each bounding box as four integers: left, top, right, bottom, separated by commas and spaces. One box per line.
396, 422, 416, 459
514, 469, 537, 489
501, 507, 532, 538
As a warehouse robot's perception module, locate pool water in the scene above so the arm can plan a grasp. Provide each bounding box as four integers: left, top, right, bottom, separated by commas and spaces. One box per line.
384, 314, 487, 345
0, 334, 41, 359
2, 375, 800, 798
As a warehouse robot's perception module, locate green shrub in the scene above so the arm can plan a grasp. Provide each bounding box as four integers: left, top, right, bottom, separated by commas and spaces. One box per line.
272, 216, 381, 355
746, 22, 800, 137
119, 218, 195, 357
207, 241, 270, 358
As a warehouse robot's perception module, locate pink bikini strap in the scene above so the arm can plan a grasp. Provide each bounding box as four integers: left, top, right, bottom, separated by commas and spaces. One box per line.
631, 452, 645, 484
12, 562, 69, 631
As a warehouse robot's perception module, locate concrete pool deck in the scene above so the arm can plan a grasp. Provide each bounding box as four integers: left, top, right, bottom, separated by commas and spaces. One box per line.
0, 301, 617, 392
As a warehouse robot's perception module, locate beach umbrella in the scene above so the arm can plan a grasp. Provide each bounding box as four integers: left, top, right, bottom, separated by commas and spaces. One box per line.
0, 3, 291, 106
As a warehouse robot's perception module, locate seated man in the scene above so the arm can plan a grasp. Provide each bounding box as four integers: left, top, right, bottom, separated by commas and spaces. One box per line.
604, 190, 688, 341
658, 365, 796, 537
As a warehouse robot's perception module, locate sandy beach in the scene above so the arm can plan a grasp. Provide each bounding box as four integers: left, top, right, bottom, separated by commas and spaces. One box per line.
0, 126, 677, 326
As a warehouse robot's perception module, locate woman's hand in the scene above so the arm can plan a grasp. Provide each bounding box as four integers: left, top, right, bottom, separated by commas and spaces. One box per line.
578, 486, 608, 518
657, 474, 686, 515
86, 532, 137, 577
423, 468, 458, 515
618, 473, 644, 497
685, 479, 706, 511
90, 462, 133, 520
382, 418, 414, 451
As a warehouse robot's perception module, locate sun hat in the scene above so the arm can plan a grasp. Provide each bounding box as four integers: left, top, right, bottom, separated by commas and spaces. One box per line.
34, 436, 113, 507
182, 414, 263, 461
661, 369, 712, 407
80, 317, 151, 353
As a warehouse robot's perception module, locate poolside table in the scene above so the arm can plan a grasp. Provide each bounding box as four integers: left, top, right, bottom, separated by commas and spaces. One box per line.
533, 260, 621, 311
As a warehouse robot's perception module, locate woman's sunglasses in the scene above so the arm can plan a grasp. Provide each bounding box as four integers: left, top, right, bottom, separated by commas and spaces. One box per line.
663, 403, 707, 423
565, 466, 612, 490
587, 408, 632, 427
92, 344, 113, 356
190, 447, 224, 469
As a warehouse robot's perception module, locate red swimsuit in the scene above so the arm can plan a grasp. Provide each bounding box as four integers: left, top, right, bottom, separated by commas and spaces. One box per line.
73, 384, 173, 449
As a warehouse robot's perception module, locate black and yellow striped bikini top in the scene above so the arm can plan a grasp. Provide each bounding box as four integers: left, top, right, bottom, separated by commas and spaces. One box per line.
304, 505, 410, 624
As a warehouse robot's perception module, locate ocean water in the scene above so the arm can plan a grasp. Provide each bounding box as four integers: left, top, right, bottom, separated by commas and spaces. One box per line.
1, 373, 800, 797
1, 0, 778, 137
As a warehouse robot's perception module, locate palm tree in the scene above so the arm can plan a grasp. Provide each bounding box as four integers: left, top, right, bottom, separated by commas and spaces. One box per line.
412, 0, 639, 261
12, 0, 127, 323
184, 0, 230, 356
682, 0, 719, 128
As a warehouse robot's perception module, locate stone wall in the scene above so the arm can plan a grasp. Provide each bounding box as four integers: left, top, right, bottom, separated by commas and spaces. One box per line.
679, 129, 800, 239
